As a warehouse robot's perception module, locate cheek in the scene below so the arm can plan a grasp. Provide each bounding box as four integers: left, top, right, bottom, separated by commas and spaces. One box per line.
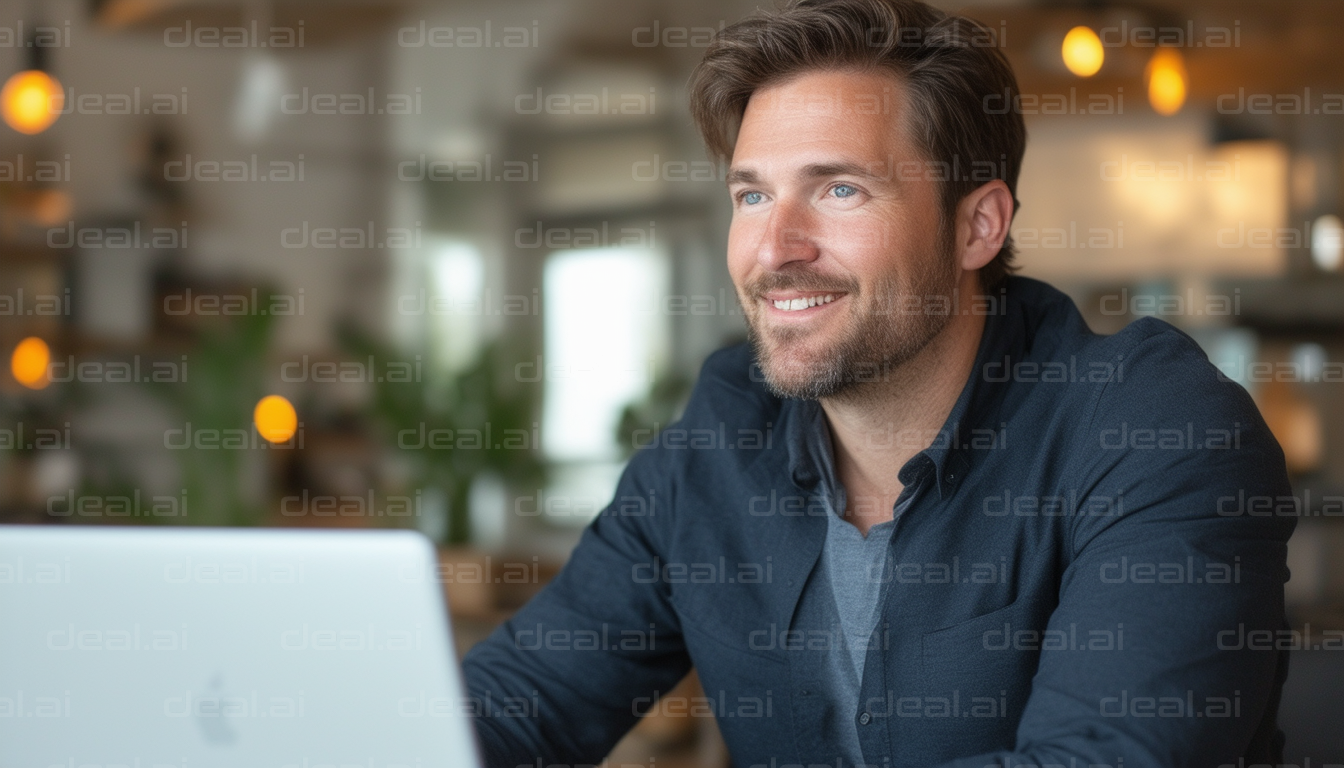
726, 218, 758, 277
819, 214, 902, 265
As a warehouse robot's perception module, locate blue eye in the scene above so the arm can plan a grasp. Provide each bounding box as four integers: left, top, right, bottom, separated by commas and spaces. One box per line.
743, 191, 764, 205
832, 184, 857, 198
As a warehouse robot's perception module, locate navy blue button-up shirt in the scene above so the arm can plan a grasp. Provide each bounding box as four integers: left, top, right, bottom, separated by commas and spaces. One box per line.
463, 276, 1295, 768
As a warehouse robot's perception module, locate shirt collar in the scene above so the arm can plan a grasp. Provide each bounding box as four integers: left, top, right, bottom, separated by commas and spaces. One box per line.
782, 279, 1025, 502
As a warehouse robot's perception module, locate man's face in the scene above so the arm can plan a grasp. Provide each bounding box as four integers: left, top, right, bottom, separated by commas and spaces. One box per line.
727, 68, 959, 400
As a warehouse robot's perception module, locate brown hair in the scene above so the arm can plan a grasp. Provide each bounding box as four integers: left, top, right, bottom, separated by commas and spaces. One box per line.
689, 0, 1027, 291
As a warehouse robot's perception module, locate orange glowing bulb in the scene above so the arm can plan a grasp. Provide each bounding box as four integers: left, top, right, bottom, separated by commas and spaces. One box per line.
1146, 48, 1187, 116
1061, 26, 1104, 77
252, 395, 297, 443
254, 395, 298, 443
11, 336, 51, 389
1, 70, 63, 135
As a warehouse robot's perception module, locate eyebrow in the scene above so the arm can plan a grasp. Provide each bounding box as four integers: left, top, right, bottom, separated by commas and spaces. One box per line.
725, 161, 887, 187
725, 167, 760, 186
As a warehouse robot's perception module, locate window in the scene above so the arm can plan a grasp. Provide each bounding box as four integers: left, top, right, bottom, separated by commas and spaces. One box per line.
427, 240, 485, 372
541, 246, 667, 523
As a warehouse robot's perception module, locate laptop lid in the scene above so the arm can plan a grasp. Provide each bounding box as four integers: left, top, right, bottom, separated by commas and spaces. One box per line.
0, 525, 482, 768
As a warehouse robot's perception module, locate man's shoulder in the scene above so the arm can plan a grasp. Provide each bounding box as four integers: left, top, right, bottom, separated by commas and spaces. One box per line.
1011, 279, 1290, 546
1088, 315, 1255, 424
1010, 275, 1204, 368
1010, 276, 1255, 421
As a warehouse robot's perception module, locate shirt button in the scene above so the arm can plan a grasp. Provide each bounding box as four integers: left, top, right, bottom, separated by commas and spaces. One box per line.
859, 712, 872, 725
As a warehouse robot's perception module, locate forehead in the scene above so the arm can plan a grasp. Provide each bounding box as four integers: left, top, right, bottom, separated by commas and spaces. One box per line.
734, 68, 916, 168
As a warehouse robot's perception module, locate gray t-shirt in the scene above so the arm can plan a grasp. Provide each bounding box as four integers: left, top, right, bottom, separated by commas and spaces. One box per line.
789, 403, 929, 767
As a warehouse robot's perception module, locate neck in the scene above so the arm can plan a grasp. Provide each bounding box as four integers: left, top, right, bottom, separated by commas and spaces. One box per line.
819, 273, 987, 533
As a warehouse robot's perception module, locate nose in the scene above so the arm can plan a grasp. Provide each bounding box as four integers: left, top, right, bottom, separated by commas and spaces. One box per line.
755, 198, 820, 271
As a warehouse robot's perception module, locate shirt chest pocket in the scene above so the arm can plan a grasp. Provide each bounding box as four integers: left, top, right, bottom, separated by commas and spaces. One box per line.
920, 596, 1042, 711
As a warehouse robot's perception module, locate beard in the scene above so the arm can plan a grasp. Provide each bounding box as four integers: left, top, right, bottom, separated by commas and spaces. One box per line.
740, 231, 960, 402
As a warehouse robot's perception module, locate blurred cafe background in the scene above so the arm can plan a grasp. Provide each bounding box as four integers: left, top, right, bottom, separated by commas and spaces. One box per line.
2, 0, 1344, 764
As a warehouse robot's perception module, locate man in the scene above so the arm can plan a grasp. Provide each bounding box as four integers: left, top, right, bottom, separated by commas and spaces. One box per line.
463, 1, 1295, 766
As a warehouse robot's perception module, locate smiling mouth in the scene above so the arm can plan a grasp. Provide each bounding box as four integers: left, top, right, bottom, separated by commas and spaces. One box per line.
768, 293, 841, 312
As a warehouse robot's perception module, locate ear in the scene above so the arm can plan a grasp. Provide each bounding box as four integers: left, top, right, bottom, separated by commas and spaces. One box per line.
955, 179, 1015, 272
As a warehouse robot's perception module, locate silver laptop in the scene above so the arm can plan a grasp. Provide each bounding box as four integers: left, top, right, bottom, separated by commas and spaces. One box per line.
0, 525, 482, 768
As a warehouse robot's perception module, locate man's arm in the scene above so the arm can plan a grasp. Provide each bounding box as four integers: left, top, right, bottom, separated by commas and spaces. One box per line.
939, 327, 1296, 767
461, 444, 692, 768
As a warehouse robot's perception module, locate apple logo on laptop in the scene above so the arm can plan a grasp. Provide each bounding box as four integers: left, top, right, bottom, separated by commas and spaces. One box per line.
196, 674, 239, 747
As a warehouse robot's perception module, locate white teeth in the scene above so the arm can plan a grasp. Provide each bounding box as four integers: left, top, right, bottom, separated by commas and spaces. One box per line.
772, 294, 837, 311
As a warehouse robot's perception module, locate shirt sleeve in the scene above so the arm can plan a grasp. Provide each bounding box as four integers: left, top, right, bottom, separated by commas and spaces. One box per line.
460, 442, 692, 768
932, 326, 1297, 768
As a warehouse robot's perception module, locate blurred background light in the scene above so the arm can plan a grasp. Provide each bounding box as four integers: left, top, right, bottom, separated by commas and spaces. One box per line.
1, 69, 62, 135
1293, 342, 1329, 383
1061, 26, 1104, 77
10, 336, 50, 390
1312, 214, 1344, 271
1145, 47, 1188, 116
254, 395, 298, 444
232, 54, 288, 144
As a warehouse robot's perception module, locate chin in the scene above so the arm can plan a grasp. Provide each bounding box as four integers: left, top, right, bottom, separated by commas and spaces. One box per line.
754, 338, 845, 400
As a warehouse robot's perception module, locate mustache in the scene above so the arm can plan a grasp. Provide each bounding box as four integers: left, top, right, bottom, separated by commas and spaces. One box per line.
746, 270, 859, 297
